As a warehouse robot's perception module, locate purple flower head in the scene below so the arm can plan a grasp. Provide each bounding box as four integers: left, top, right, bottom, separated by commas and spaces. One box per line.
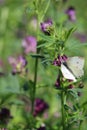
37, 126, 46, 130
0, 108, 12, 125
53, 54, 67, 66
67, 79, 74, 89
0, 59, 5, 76
8, 55, 27, 75
33, 98, 49, 117
78, 92, 82, 97
55, 75, 61, 89
40, 19, 53, 35
22, 36, 37, 54
66, 6, 76, 22
68, 84, 74, 89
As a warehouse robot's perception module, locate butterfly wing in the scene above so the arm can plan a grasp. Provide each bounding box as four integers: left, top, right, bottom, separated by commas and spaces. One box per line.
66, 57, 84, 78
61, 64, 76, 82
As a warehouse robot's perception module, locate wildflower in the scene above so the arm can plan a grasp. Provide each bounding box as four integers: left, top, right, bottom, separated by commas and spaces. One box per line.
66, 6, 76, 22
22, 36, 37, 54
55, 75, 61, 89
53, 54, 67, 66
68, 84, 74, 89
8, 55, 27, 75
0, 59, 5, 76
67, 79, 74, 89
37, 126, 46, 130
33, 98, 49, 117
0, 108, 12, 125
40, 19, 53, 35
37, 124, 46, 130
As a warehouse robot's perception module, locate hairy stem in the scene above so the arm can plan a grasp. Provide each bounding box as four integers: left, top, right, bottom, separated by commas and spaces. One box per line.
31, 0, 50, 114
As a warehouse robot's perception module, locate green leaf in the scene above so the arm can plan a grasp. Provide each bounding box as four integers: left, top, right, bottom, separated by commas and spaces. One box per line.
68, 89, 78, 98
39, 33, 55, 43
65, 27, 77, 42
64, 104, 73, 111
41, 58, 52, 63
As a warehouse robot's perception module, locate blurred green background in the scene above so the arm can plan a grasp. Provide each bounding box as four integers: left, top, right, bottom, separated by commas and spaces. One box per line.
0, 0, 87, 129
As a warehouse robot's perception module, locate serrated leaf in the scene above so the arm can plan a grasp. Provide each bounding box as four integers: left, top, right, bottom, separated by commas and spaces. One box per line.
39, 33, 55, 42
41, 59, 52, 63
64, 104, 73, 110
68, 89, 78, 98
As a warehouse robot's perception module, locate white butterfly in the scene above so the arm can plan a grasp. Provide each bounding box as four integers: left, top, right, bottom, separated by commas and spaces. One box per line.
61, 57, 84, 82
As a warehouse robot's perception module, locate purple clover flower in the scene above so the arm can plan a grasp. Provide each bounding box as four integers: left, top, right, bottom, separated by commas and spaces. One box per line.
53, 55, 67, 66
8, 55, 27, 75
55, 75, 61, 89
40, 19, 53, 35
68, 84, 74, 89
0, 59, 5, 76
0, 108, 12, 125
37, 126, 46, 130
22, 36, 37, 54
66, 6, 76, 22
33, 98, 49, 117
68, 79, 74, 89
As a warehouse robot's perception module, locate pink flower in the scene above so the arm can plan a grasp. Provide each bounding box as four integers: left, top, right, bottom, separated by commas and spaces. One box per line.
66, 6, 76, 22
8, 55, 27, 75
40, 19, 53, 35
33, 98, 49, 117
22, 36, 37, 54
53, 54, 67, 66
55, 75, 61, 89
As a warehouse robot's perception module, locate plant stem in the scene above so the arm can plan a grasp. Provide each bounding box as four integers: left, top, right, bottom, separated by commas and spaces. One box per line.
31, 49, 39, 114
61, 90, 66, 130
79, 121, 82, 130
31, 5, 40, 114
31, 0, 50, 114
